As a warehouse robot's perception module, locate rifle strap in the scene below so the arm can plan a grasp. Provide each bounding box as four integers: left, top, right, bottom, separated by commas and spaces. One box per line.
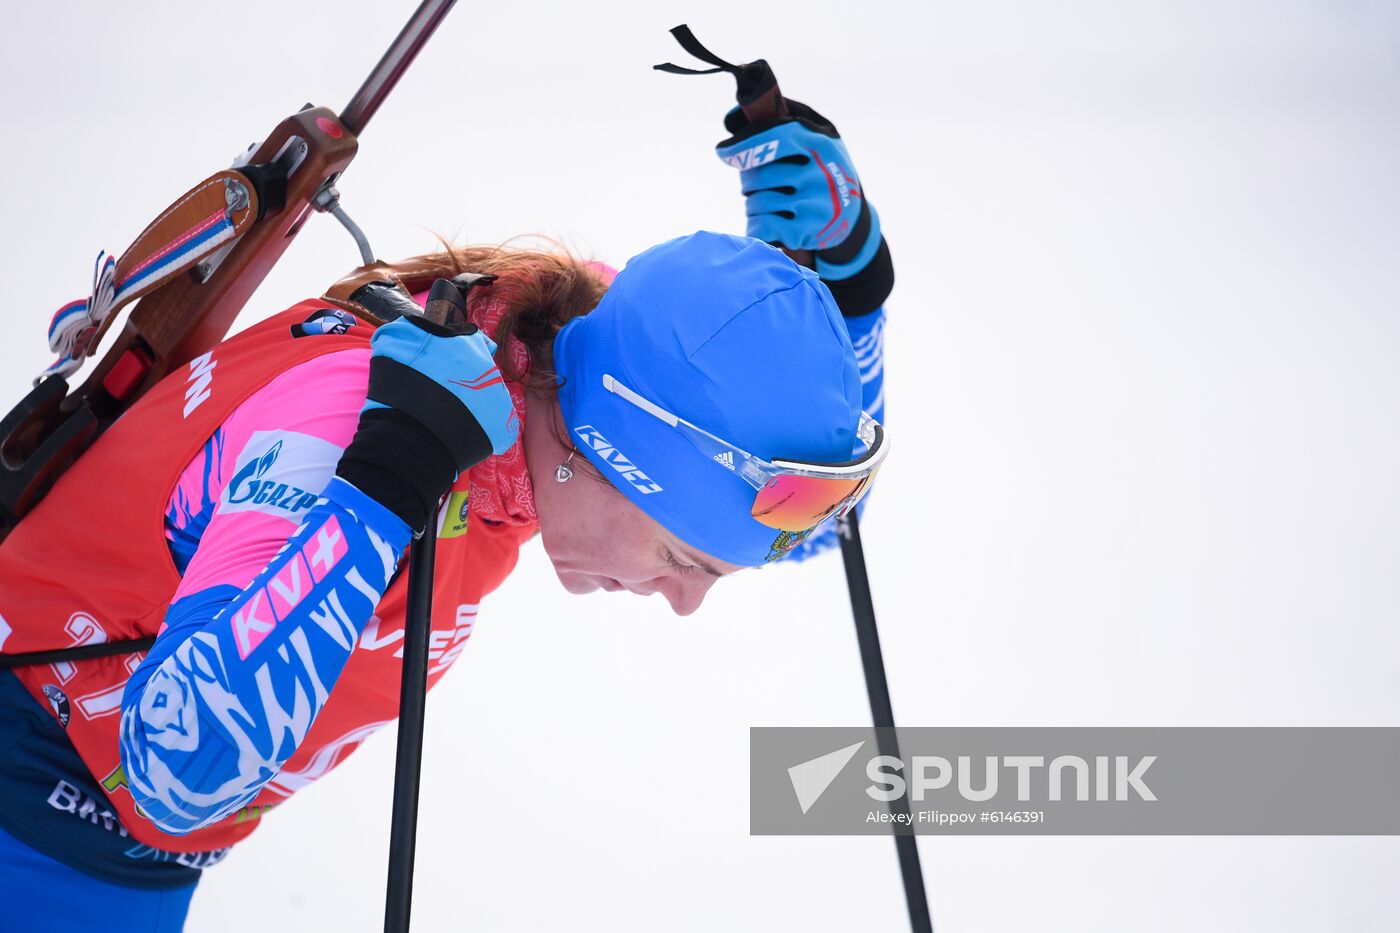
40, 169, 260, 384
0, 636, 156, 671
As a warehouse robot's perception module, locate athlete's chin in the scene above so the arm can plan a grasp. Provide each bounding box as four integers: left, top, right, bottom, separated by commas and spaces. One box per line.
556, 572, 599, 595
555, 571, 623, 595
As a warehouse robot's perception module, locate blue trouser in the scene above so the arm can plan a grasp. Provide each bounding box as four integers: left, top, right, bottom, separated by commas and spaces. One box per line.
0, 823, 197, 932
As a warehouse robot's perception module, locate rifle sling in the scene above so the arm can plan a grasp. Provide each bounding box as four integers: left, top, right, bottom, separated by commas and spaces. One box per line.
0, 636, 157, 671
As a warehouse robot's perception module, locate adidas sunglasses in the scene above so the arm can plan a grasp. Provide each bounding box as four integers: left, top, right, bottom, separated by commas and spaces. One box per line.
601, 374, 888, 534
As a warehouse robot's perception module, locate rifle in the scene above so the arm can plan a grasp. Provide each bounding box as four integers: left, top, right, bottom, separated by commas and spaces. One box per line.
0, 0, 459, 545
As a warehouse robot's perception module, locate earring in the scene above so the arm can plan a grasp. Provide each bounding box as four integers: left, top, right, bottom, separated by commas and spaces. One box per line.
555, 448, 578, 483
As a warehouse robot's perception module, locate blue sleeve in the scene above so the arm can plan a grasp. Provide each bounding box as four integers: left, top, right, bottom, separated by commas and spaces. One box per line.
787, 305, 886, 562
118, 478, 412, 835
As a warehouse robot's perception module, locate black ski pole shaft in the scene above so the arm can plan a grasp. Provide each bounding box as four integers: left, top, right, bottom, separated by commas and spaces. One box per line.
383, 523, 438, 933
838, 511, 934, 933
342, 0, 459, 136
379, 283, 479, 930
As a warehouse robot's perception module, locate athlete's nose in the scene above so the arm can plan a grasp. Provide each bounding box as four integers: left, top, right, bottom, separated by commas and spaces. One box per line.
658, 571, 719, 617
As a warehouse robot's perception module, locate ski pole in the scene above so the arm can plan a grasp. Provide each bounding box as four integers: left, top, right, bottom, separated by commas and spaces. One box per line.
656, 28, 935, 930
380, 274, 489, 932
383, 520, 438, 933
838, 512, 934, 933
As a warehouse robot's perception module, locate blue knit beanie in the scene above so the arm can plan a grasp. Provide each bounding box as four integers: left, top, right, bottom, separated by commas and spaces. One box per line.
553, 232, 862, 565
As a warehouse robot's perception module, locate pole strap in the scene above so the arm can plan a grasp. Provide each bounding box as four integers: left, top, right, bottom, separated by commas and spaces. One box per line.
653, 24, 743, 76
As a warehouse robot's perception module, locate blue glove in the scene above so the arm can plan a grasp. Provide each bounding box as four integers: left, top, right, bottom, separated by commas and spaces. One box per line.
336, 280, 519, 533
361, 315, 519, 457
715, 99, 893, 316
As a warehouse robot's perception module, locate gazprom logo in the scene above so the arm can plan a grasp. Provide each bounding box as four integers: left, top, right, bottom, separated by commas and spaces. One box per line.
220, 430, 337, 521
246, 441, 281, 483
227, 440, 295, 508
573, 425, 663, 494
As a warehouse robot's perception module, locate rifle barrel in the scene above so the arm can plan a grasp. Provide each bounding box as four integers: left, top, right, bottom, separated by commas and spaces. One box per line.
342, 0, 458, 135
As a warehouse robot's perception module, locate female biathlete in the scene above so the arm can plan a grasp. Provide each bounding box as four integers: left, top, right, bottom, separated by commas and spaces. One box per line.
0, 96, 892, 930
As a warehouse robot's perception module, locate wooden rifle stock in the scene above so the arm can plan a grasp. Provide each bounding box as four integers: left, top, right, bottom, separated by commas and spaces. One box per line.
0, 107, 357, 542
0, 0, 460, 544
114, 108, 359, 397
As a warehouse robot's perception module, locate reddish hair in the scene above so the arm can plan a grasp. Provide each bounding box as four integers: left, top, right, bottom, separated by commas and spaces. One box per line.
414, 238, 610, 394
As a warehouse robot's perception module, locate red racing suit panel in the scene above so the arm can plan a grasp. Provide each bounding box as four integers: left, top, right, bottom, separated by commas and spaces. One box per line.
0, 301, 534, 852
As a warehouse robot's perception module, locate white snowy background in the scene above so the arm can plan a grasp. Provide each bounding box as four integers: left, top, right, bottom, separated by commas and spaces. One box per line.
3, 0, 1400, 930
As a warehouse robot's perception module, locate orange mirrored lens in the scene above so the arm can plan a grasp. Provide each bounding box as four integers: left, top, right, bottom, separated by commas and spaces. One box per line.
750, 473, 872, 531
